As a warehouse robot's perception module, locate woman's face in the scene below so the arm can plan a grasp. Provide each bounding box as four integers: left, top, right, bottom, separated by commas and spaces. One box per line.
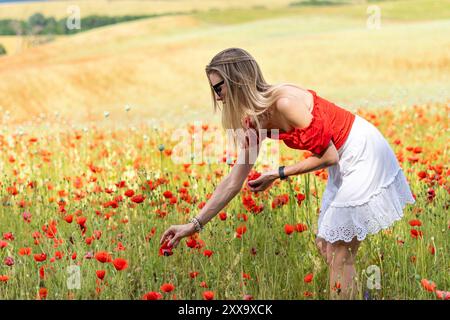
208, 73, 227, 103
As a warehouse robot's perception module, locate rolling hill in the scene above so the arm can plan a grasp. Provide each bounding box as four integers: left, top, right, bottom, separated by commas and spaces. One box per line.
0, 0, 449, 127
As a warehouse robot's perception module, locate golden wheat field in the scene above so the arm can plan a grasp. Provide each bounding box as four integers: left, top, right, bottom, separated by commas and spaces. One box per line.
0, 0, 449, 125
0, 0, 448, 302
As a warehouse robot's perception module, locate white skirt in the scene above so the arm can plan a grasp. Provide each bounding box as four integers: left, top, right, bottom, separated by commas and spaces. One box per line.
317, 114, 416, 243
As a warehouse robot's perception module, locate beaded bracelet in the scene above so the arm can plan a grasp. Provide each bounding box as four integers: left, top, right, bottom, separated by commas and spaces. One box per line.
189, 217, 203, 232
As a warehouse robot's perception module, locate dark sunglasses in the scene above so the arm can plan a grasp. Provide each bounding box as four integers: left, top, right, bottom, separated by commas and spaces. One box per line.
212, 80, 224, 96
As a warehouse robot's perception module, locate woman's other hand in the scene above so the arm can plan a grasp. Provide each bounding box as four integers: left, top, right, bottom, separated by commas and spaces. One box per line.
247, 170, 278, 192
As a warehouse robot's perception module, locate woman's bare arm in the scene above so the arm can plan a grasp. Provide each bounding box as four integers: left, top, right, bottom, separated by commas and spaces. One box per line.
281, 141, 339, 178
194, 132, 263, 227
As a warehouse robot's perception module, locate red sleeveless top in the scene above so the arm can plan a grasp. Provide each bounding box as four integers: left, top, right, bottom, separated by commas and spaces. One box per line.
244, 89, 355, 155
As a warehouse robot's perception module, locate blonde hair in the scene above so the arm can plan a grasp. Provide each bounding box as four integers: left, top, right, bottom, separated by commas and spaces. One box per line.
205, 47, 302, 149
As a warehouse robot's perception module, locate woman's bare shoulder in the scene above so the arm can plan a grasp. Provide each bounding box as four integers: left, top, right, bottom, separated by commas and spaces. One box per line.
274, 84, 314, 113
273, 85, 314, 131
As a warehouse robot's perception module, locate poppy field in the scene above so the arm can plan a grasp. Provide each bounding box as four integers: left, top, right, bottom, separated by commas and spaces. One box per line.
0, 101, 448, 300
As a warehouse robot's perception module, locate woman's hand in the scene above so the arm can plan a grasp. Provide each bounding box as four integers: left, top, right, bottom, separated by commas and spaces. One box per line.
247, 170, 278, 192
160, 223, 197, 248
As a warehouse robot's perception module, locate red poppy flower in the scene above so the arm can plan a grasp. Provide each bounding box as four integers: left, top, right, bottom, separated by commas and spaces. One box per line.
413, 147, 422, 154
39, 287, 48, 299
159, 241, 173, 256
236, 225, 247, 236
18, 247, 31, 256
203, 291, 214, 300
284, 224, 295, 235
163, 191, 173, 199
76, 216, 87, 227
304, 273, 314, 283
186, 237, 197, 249
112, 258, 128, 271
296, 193, 306, 205
160, 283, 175, 293
64, 215, 73, 223
3, 232, 14, 241
96, 270, 106, 280
417, 171, 427, 180
0, 275, 9, 282
0, 241, 8, 249
34, 253, 47, 262
218, 212, 227, 221
203, 250, 213, 258
95, 251, 112, 263
303, 291, 314, 297
420, 279, 436, 292
409, 219, 422, 227
189, 271, 199, 279
142, 291, 162, 300
295, 223, 308, 233
247, 171, 261, 182
410, 229, 423, 239
124, 189, 135, 197
428, 245, 435, 255
200, 281, 208, 288
436, 290, 450, 300
237, 213, 248, 221
131, 194, 145, 203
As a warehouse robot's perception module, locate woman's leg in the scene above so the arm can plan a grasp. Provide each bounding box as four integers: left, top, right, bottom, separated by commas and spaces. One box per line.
326, 237, 361, 300
315, 235, 328, 261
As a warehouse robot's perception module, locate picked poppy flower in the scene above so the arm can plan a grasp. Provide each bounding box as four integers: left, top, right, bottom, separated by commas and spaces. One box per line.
159, 240, 174, 256
142, 291, 162, 300
160, 283, 175, 293
112, 258, 128, 271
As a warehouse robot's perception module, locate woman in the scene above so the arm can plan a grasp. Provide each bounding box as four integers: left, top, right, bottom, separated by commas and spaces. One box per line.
160, 47, 415, 299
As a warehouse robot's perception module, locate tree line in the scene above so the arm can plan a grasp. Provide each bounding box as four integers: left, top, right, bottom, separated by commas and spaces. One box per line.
0, 12, 177, 36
